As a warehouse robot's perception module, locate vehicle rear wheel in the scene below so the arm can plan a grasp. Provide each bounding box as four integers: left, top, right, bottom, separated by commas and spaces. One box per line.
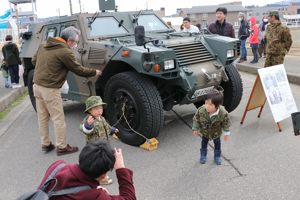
104, 71, 164, 146
27, 69, 36, 111
221, 63, 243, 112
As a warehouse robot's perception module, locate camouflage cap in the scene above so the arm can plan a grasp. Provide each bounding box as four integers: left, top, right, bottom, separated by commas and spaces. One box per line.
268, 11, 279, 17
84, 96, 106, 113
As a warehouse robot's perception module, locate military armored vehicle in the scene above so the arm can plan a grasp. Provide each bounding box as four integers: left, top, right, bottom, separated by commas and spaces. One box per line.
20, 7, 243, 146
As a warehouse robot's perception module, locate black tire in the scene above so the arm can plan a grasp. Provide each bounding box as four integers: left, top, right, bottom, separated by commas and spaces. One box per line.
221, 63, 243, 112
104, 71, 164, 146
27, 69, 36, 111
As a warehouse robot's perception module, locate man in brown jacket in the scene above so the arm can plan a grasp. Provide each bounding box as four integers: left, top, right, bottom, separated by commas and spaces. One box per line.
32, 26, 101, 156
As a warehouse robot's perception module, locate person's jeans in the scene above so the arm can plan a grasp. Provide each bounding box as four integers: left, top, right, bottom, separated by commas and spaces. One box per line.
250, 43, 259, 62
240, 39, 247, 60
201, 136, 221, 151
8, 64, 19, 84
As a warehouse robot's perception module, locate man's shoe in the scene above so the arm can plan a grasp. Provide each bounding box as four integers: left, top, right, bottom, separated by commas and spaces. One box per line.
42, 143, 55, 153
56, 144, 79, 156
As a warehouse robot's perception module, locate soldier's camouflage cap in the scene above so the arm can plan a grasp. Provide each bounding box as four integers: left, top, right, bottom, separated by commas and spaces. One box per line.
268, 11, 279, 17
85, 96, 106, 113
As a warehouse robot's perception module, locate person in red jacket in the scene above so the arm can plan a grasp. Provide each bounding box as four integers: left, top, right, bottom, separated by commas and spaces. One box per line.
37, 141, 136, 200
249, 16, 260, 64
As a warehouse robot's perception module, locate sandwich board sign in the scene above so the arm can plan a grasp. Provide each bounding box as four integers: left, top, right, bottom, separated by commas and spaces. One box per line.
258, 64, 298, 122
241, 64, 298, 131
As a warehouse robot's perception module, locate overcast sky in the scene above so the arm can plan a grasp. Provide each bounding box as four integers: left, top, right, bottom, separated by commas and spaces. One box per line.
1, 0, 279, 18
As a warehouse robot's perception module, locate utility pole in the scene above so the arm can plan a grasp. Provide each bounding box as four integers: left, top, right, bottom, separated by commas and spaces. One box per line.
78, 0, 82, 13
69, 0, 73, 15
14, 3, 20, 44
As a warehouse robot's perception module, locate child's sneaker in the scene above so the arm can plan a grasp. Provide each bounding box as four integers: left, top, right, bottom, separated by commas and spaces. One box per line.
214, 150, 222, 165
200, 149, 207, 164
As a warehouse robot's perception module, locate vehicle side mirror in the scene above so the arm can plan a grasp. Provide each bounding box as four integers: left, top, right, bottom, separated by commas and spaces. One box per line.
135, 26, 145, 46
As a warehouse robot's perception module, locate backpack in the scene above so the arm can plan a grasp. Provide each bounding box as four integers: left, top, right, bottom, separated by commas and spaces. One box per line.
16, 163, 91, 200
245, 22, 250, 38
258, 24, 264, 41
239, 21, 250, 39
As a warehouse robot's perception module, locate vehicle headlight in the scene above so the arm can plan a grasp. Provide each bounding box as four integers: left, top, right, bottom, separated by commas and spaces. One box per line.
164, 60, 175, 70
227, 50, 234, 58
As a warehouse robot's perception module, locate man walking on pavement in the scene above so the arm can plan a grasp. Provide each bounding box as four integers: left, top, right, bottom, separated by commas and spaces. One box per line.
237, 12, 249, 63
264, 11, 292, 68
32, 26, 101, 156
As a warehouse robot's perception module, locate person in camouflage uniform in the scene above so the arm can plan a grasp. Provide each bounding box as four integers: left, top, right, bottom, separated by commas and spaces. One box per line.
80, 96, 119, 185
264, 11, 293, 68
192, 92, 231, 165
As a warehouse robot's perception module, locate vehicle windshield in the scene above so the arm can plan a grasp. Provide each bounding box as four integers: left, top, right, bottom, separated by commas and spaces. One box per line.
137, 14, 169, 32
88, 16, 128, 37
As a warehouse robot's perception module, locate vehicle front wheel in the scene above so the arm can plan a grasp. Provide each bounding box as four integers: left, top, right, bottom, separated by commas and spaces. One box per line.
104, 71, 164, 146
221, 63, 243, 112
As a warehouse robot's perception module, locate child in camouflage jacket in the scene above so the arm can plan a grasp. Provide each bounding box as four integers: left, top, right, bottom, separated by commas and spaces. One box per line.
192, 92, 231, 165
80, 96, 119, 185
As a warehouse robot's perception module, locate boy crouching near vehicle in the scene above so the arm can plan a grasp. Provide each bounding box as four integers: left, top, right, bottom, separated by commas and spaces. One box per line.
80, 96, 119, 184
192, 91, 231, 165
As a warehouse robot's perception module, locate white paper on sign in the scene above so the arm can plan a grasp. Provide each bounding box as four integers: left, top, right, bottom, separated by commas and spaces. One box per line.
258, 64, 298, 122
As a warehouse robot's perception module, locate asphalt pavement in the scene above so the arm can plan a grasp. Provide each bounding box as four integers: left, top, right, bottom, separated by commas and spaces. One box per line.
0, 55, 299, 200
0, 71, 300, 200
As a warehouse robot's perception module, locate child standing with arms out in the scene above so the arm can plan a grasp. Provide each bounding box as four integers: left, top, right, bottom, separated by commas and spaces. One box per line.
80, 96, 119, 184
192, 92, 231, 165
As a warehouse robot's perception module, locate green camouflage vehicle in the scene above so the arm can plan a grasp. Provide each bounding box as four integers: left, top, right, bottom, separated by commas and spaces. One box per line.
20, 9, 243, 146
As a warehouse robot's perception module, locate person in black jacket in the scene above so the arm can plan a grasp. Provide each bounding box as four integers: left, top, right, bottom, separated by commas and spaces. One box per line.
208, 7, 235, 38
237, 12, 249, 63
2, 35, 22, 88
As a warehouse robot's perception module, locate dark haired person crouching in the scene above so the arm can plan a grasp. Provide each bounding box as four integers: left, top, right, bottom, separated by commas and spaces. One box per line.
37, 141, 136, 200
